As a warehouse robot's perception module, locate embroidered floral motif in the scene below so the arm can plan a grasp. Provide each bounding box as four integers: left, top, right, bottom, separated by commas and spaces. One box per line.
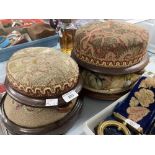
74, 21, 149, 68
127, 107, 150, 122
7, 47, 79, 98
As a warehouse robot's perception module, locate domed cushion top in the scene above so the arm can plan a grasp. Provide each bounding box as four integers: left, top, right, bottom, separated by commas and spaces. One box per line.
6, 47, 79, 98
4, 95, 77, 128
74, 21, 149, 68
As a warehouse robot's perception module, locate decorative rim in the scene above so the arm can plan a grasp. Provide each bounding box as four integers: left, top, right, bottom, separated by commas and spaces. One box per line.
71, 50, 149, 75
97, 120, 131, 135
0, 95, 83, 135
5, 76, 83, 108
82, 88, 129, 101
83, 81, 136, 95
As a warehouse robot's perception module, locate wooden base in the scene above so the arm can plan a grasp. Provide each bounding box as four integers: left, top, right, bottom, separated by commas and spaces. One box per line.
71, 50, 149, 75
5, 77, 83, 108
0, 95, 83, 135
81, 89, 129, 101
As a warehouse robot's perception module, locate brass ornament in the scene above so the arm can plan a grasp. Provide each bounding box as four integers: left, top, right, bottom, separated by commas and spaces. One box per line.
97, 120, 131, 135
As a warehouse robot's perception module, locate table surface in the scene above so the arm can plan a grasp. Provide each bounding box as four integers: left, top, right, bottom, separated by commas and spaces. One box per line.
0, 60, 112, 135
1, 19, 155, 135
67, 51, 155, 135
0, 31, 155, 134
0, 52, 155, 135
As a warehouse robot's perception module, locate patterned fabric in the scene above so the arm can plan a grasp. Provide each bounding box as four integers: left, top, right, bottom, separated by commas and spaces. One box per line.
81, 69, 141, 94
6, 47, 79, 98
114, 77, 155, 134
74, 20, 149, 68
4, 95, 76, 128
